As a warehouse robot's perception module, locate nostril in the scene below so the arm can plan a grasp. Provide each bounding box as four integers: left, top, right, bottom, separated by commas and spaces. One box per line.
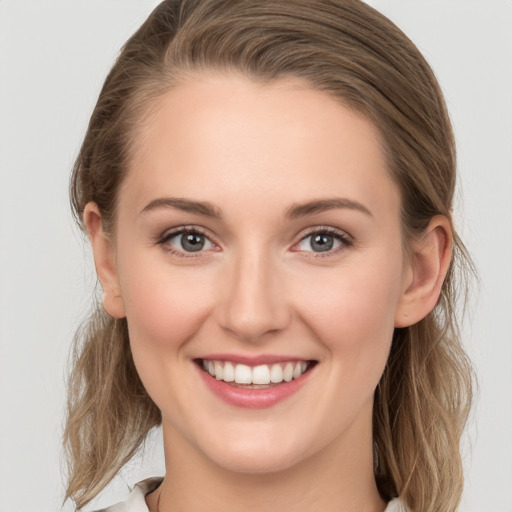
214, 279, 292, 342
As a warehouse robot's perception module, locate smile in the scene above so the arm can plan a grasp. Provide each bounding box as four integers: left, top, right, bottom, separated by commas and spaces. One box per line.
195, 357, 317, 409
199, 359, 311, 386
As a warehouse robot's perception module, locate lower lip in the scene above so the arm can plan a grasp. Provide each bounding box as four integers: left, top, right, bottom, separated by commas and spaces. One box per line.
196, 363, 314, 409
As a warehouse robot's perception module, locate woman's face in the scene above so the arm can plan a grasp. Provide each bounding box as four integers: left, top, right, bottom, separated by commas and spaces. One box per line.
101, 73, 413, 473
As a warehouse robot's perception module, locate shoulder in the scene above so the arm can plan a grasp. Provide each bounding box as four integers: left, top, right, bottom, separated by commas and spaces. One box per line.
89, 477, 163, 512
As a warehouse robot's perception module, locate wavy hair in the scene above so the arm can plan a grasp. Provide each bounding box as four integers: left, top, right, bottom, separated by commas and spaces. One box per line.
65, 1, 474, 510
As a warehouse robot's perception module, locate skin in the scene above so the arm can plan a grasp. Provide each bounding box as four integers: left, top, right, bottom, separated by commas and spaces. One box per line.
85, 73, 452, 512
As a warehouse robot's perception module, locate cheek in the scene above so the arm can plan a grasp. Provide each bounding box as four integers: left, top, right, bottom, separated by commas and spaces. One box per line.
293, 252, 404, 373
117, 251, 215, 354
119, 256, 218, 415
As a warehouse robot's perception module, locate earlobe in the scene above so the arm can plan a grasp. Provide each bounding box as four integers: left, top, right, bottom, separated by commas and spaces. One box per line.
394, 215, 452, 328
83, 202, 126, 319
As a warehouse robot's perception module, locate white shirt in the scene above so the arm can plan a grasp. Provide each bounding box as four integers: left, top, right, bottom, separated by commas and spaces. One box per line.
94, 477, 408, 511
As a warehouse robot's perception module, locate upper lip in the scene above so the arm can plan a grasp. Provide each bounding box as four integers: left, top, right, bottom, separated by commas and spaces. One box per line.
196, 353, 315, 366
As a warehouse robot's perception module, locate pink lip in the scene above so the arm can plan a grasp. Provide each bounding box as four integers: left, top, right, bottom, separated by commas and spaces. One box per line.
197, 353, 311, 365
195, 360, 315, 409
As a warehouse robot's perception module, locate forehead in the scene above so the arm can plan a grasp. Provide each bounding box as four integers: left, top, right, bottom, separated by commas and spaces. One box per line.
122, 72, 400, 222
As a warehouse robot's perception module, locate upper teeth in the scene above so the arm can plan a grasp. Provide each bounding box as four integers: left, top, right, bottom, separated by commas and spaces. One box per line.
202, 360, 309, 385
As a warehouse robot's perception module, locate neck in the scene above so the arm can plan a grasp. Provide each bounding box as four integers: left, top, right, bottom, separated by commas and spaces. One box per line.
149, 408, 386, 512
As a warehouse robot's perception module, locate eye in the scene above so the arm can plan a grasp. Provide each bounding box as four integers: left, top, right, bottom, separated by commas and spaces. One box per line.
295, 228, 352, 255
160, 228, 215, 256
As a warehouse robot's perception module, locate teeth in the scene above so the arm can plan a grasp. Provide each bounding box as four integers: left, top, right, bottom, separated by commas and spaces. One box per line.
252, 365, 271, 385
214, 361, 224, 380
283, 362, 294, 382
270, 364, 283, 383
234, 364, 252, 384
223, 361, 235, 382
201, 359, 310, 385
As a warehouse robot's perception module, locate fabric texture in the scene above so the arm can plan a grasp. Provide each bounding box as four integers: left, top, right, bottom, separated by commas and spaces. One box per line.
93, 477, 408, 511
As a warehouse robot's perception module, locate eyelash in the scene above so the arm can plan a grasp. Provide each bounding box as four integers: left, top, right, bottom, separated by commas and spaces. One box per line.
158, 226, 214, 259
157, 226, 353, 259
296, 227, 353, 258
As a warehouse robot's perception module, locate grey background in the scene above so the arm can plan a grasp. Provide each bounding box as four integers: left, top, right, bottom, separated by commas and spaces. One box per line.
0, 1, 511, 511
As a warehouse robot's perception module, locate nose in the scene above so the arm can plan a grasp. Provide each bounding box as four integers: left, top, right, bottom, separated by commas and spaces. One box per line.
215, 247, 292, 342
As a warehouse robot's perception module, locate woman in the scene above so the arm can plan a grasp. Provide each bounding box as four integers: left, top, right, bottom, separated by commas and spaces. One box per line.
64, 1, 473, 511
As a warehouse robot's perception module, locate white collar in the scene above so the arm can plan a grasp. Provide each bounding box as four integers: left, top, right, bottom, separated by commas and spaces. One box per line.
94, 477, 163, 512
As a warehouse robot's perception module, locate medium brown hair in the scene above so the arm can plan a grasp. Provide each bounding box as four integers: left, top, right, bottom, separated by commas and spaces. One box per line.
65, 1, 474, 510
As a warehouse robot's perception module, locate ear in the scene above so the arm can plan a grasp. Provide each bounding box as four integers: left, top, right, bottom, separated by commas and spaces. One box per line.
394, 215, 452, 328
83, 202, 126, 319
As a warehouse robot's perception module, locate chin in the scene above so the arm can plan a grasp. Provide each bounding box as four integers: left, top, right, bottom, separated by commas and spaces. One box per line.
209, 448, 304, 475
198, 428, 315, 475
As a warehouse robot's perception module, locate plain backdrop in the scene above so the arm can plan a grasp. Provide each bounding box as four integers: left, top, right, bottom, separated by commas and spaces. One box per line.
0, 1, 511, 511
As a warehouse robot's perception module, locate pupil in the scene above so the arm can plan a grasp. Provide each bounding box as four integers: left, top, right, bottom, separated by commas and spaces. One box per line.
312, 234, 333, 252
182, 233, 205, 252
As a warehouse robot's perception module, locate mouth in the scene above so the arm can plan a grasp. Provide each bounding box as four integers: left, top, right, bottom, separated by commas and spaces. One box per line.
194, 358, 317, 389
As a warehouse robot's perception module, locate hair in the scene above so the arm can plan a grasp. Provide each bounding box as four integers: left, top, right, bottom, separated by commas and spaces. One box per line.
65, 1, 474, 510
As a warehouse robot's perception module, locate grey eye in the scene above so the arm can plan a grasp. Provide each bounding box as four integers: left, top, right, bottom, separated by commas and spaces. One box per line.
310, 233, 334, 252
167, 231, 213, 253
297, 232, 344, 253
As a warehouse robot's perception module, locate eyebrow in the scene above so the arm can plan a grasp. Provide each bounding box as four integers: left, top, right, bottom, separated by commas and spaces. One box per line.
284, 197, 373, 219
140, 196, 372, 220
140, 197, 223, 218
